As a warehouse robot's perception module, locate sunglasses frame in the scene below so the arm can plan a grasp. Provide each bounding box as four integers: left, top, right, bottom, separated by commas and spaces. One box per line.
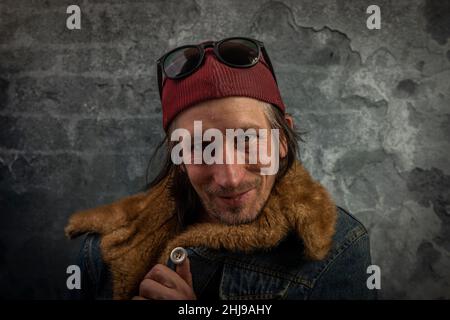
156, 37, 278, 98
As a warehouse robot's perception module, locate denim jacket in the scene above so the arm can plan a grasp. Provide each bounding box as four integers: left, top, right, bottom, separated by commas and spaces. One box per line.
72, 206, 376, 300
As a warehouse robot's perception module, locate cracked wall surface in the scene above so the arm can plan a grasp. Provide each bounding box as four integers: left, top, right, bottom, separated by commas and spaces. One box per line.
0, 0, 449, 299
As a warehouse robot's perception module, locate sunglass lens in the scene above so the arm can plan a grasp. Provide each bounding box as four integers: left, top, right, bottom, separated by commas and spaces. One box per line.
163, 46, 201, 78
218, 38, 259, 66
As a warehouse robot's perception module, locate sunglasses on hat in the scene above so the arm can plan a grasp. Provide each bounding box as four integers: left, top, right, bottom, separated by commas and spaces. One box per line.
156, 37, 278, 98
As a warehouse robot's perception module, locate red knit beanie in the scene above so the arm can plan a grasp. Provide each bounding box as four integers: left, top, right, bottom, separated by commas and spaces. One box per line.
161, 47, 285, 130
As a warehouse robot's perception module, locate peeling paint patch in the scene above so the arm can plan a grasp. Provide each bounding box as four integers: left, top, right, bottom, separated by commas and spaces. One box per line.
407, 167, 450, 209
410, 240, 442, 282
423, 0, 450, 45
395, 79, 418, 97
416, 60, 425, 72
407, 167, 450, 251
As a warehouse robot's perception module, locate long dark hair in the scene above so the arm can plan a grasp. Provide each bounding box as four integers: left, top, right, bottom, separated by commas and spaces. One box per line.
144, 104, 306, 228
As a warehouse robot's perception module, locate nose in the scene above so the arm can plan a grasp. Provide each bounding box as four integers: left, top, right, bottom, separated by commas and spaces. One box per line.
211, 163, 246, 190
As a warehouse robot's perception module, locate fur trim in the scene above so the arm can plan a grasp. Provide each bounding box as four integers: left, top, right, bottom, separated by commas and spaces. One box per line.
65, 161, 337, 299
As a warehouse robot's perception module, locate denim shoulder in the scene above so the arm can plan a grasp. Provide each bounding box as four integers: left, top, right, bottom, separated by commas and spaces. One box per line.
306, 206, 378, 300
68, 233, 113, 300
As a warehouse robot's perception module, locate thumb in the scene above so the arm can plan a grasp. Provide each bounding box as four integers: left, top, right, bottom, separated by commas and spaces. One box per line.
176, 256, 193, 288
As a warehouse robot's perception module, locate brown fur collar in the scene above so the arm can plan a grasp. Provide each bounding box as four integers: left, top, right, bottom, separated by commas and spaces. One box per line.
65, 160, 337, 299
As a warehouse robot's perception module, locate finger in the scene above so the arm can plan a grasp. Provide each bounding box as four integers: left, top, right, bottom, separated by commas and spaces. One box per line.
139, 278, 180, 300
131, 296, 147, 300
145, 264, 179, 289
176, 256, 193, 288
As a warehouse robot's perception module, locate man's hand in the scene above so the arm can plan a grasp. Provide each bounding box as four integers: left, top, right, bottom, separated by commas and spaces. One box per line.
132, 256, 196, 300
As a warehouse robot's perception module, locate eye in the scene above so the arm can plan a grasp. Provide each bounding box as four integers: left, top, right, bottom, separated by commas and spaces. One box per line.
190, 142, 213, 162
235, 135, 258, 153
244, 136, 251, 152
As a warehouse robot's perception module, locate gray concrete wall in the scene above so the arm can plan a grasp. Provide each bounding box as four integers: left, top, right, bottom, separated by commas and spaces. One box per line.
0, 0, 449, 299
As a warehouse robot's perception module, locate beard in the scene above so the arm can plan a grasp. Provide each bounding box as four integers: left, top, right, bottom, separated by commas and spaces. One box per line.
198, 175, 271, 225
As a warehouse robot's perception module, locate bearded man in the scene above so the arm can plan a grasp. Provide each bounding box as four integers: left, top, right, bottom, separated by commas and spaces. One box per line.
65, 37, 376, 300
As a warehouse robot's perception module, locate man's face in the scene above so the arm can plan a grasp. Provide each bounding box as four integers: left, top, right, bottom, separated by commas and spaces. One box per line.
171, 97, 287, 225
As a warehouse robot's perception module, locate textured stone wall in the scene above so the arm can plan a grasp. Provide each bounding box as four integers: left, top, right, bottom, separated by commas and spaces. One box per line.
0, 0, 449, 299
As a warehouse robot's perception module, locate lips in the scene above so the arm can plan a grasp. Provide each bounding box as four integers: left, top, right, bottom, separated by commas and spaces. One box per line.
217, 189, 254, 206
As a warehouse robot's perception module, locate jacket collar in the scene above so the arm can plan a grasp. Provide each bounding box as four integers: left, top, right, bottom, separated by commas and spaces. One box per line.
65, 160, 337, 299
